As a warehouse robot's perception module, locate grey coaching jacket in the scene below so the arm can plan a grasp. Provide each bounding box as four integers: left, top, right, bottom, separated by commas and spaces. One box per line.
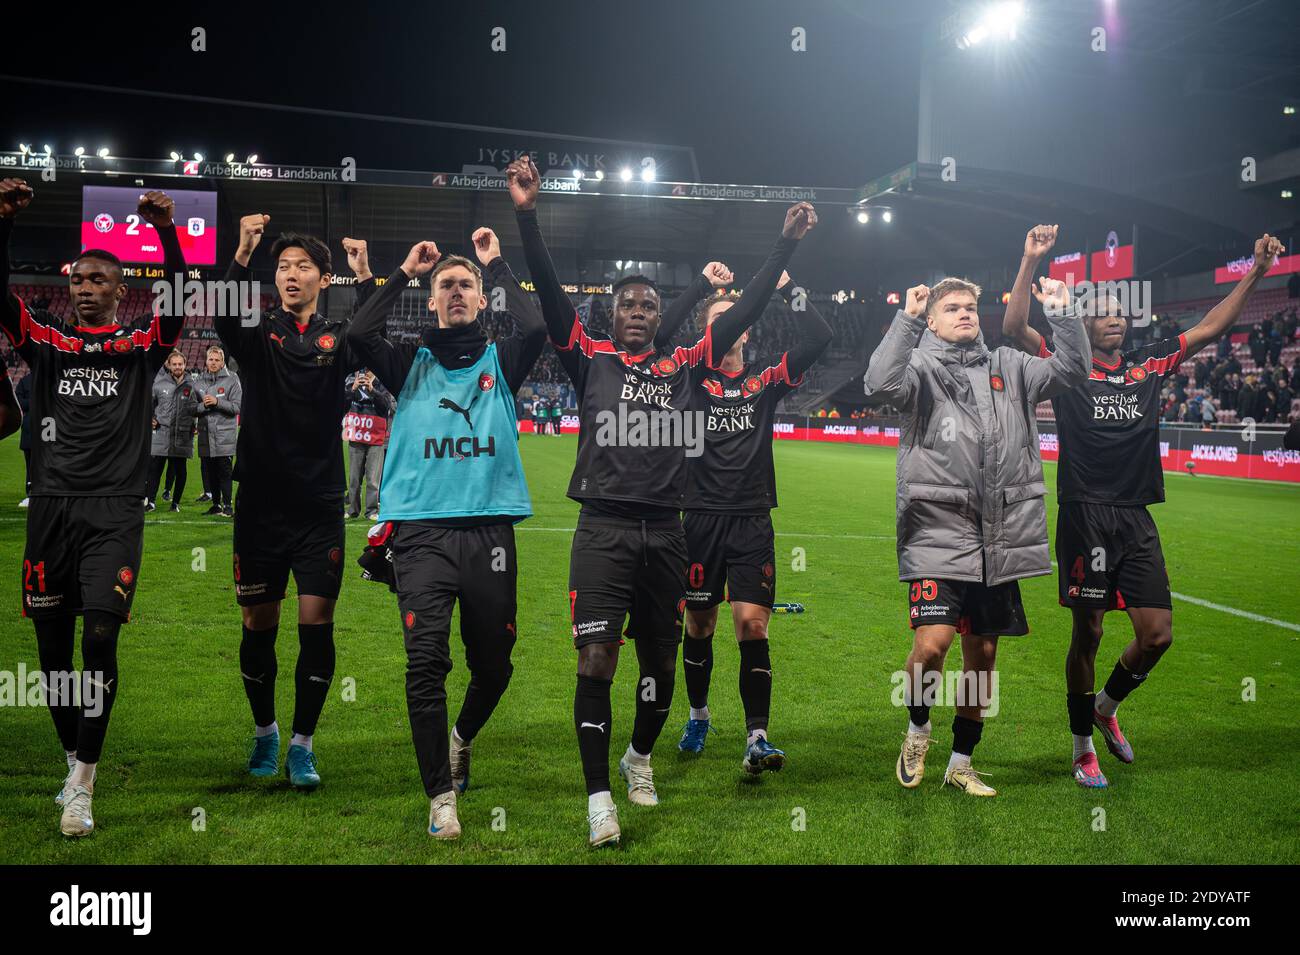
194, 366, 242, 458
863, 305, 1090, 585
151, 368, 200, 458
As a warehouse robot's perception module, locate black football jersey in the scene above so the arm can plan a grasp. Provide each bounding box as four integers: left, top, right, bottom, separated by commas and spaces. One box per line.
684, 355, 802, 512
1044, 334, 1186, 505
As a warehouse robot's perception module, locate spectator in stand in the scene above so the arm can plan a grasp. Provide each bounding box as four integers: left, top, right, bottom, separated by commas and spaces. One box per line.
15, 369, 31, 505
1220, 372, 1240, 412
194, 345, 241, 516
344, 367, 392, 521
1176, 401, 1190, 423
145, 350, 199, 512
1200, 394, 1217, 428
1275, 371, 1293, 423
1249, 323, 1268, 367
816, 407, 827, 417
828, 407, 840, 418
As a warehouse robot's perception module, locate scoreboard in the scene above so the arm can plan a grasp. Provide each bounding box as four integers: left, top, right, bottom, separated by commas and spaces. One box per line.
81, 185, 218, 266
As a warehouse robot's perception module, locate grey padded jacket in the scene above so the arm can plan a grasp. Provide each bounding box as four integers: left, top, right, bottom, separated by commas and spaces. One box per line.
863, 304, 1090, 585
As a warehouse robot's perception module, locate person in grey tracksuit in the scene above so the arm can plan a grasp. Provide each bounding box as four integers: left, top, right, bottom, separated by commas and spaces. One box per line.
146, 351, 200, 510
195, 345, 241, 515
344, 367, 392, 519
864, 275, 1089, 797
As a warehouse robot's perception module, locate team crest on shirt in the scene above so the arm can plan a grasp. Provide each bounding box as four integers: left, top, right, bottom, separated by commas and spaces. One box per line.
990, 375, 1005, 392
1126, 366, 1147, 383
315, 333, 338, 353
117, 566, 134, 587
404, 611, 415, 629
113, 338, 133, 354
653, 357, 679, 377
478, 372, 496, 391
328, 547, 341, 564
742, 375, 764, 397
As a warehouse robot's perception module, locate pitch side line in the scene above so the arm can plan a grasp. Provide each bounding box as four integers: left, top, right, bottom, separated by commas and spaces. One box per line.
1168, 592, 1300, 632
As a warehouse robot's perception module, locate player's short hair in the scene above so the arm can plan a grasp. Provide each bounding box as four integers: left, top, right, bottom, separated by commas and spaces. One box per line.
206, 345, 224, 357
73, 249, 124, 283
430, 255, 483, 292
694, 289, 741, 331
270, 233, 332, 275
612, 274, 659, 299
926, 277, 981, 317
167, 349, 185, 363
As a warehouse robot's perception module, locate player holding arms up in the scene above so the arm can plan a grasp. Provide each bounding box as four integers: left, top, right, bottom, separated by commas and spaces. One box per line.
1, 178, 185, 836
508, 155, 813, 845
674, 271, 832, 773
346, 228, 545, 839
217, 214, 364, 790
865, 275, 1089, 796
1003, 227, 1285, 788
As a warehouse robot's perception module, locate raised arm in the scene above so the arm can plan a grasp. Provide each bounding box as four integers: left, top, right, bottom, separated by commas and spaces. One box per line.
345, 240, 437, 396
654, 262, 732, 348
776, 272, 833, 380
216, 213, 273, 363
0, 178, 36, 360
0, 373, 19, 440
139, 190, 186, 368
1022, 277, 1091, 402
678, 203, 814, 369
1183, 234, 1286, 359
1002, 224, 1057, 355
342, 237, 375, 311
863, 285, 928, 411
472, 226, 547, 394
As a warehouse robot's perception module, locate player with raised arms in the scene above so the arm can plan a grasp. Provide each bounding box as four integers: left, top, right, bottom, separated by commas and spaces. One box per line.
217, 213, 365, 791
865, 272, 1089, 796
507, 154, 814, 846
1002, 226, 1286, 788
669, 271, 832, 774
345, 226, 545, 839
1, 177, 185, 836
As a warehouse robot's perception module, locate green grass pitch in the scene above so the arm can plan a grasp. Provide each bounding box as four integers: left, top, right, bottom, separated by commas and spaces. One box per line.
0, 435, 1297, 864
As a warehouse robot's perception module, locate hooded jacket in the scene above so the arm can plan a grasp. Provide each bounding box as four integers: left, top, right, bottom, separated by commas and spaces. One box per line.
864, 304, 1090, 585
194, 365, 241, 458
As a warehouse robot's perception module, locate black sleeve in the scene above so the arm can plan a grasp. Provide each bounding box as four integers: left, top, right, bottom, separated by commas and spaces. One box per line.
676, 236, 799, 370
345, 267, 418, 395
514, 208, 590, 394
0, 216, 34, 365
655, 272, 713, 348
148, 224, 187, 371
482, 256, 547, 394
353, 276, 377, 312
215, 259, 262, 367
777, 283, 833, 381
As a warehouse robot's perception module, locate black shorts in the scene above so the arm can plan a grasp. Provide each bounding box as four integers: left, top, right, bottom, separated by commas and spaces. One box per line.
22, 496, 144, 621
683, 511, 776, 610
906, 578, 1029, 637
232, 492, 346, 606
568, 512, 686, 649
391, 521, 518, 654
1056, 502, 1172, 611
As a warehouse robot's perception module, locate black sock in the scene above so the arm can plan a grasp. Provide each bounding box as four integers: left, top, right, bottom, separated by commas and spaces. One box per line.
682, 632, 714, 710
1067, 692, 1096, 737
738, 639, 772, 734
1102, 659, 1147, 704
951, 715, 984, 757
293, 622, 335, 737
906, 700, 931, 728
34, 615, 78, 753
76, 612, 122, 765
574, 674, 613, 795
455, 661, 513, 743
630, 639, 677, 757
239, 624, 278, 727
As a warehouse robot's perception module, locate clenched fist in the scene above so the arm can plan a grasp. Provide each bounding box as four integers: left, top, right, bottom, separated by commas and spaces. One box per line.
703, 261, 734, 288
137, 191, 175, 228
401, 240, 441, 279
1252, 234, 1286, 274
238, 214, 271, 258
472, 227, 501, 266
0, 178, 34, 218
342, 237, 371, 280
782, 202, 818, 240
507, 157, 540, 211
1024, 224, 1058, 261
1032, 276, 1071, 314
904, 284, 930, 318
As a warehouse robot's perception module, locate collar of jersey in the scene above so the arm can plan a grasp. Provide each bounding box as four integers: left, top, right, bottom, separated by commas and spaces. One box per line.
75, 323, 120, 334
1092, 351, 1124, 371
